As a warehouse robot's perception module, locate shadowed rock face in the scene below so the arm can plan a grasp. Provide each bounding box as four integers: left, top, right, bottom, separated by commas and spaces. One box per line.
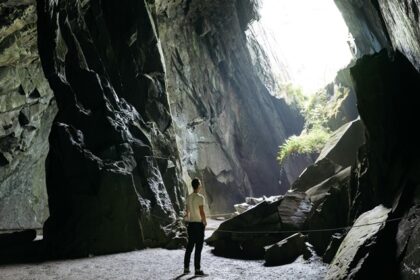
36, 0, 184, 258
154, 0, 304, 212
335, 0, 420, 71
0, 1, 56, 230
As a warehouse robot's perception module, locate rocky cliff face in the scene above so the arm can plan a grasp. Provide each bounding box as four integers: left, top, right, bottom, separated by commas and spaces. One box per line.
336, 0, 420, 71
0, 0, 56, 230
36, 0, 184, 258
154, 0, 303, 212
210, 2, 420, 278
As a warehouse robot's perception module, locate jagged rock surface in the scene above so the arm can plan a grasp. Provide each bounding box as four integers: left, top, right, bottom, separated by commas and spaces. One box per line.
345, 50, 420, 278
292, 119, 364, 192
154, 0, 304, 212
326, 205, 392, 280
334, 0, 391, 57
264, 233, 307, 266
36, 0, 184, 258
305, 167, 352, 255
335, 0, 420, 70
280, 153, 316, 187
207, 191, 313, 259
0, 0, 56, 230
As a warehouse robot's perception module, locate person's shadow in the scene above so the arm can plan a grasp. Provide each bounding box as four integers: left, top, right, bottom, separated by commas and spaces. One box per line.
173, 273, 207, 280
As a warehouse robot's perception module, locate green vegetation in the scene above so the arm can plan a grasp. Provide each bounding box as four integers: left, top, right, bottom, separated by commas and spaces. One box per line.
277, 127, 331, 163
276, 82, 350, 164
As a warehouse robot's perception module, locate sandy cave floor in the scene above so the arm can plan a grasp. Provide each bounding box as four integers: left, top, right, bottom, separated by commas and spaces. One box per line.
0, 220, 327, 280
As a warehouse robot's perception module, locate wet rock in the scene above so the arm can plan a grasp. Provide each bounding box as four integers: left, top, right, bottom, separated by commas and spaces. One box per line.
326, 205, 391, 280
264, 233, 307, 266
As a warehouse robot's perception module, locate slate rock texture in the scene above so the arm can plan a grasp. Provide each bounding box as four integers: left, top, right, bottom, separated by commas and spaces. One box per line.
36, 0, 184, 258
154, 0, 304, 212
0, 0, 56, 230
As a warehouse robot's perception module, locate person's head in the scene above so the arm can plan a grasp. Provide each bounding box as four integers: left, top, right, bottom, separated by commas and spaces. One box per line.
191, 178, 201, 191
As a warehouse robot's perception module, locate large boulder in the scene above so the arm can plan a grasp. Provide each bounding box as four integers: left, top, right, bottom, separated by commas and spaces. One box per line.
292, 119, 364, 193
315, 119, 365, 168
326, 205, 392, 280
207, 192, 313, 259
305, 167, 352, 255
264, 233, 307, 266
280, 153, 316, 186
322, 233, 344, 264
291, 158, 342, 192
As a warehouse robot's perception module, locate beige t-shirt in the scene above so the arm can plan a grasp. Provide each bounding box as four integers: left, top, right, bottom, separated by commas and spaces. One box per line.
186, 193, 205, 222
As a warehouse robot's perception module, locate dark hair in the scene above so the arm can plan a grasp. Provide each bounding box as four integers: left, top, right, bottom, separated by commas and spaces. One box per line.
191, 178, 201, 190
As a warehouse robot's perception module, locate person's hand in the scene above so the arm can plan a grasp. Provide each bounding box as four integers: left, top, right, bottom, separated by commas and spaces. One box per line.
202, 219, 207, 227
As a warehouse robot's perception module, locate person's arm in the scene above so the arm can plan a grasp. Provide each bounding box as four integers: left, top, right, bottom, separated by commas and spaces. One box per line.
199, 205, 207, 226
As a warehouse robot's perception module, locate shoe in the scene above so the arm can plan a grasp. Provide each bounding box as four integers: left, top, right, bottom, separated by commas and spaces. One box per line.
195, 270, 206, 276
184, 268, 190, 274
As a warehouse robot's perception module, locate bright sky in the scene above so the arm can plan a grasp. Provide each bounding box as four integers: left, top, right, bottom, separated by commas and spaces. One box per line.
250, 0, 353, 94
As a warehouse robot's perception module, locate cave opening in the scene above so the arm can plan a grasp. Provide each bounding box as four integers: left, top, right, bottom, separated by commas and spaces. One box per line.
253, 0, 354, 95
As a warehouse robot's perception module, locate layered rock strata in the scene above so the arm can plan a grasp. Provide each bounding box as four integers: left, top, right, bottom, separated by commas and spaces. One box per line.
154, 0, 304, 212
36, 0, 184, 258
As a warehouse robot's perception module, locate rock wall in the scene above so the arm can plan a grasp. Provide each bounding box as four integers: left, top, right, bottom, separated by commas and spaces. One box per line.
335, 0, 420, 71
332, 1, 420, 277
154, 0, 303, 212
0, 0, 56, 230
36, 0, 184, 258
334, 0, 391, 57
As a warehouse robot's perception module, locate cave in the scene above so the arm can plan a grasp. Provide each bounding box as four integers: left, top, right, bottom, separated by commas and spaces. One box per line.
0, 0, 419, 279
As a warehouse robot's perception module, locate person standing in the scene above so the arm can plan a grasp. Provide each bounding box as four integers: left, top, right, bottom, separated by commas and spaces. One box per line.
183, 178, 207, 276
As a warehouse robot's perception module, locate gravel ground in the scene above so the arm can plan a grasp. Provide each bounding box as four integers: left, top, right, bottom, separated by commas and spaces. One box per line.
0, 220, 327, 280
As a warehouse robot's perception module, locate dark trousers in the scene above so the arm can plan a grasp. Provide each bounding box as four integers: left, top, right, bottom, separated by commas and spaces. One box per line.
184, 222, 205, 270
